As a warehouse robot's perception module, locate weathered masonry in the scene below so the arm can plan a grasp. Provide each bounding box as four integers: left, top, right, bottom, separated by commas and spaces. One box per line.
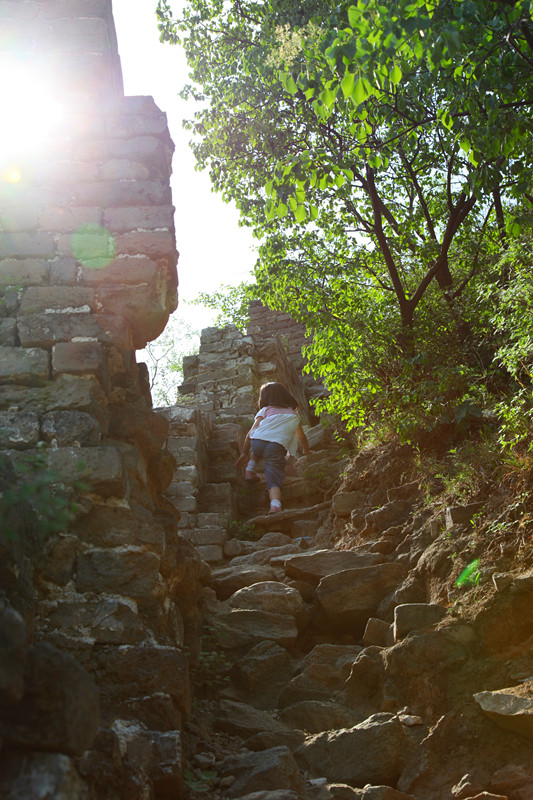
0, 2, 203, 797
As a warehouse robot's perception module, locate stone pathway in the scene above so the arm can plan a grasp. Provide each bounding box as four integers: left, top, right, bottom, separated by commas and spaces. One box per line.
180, 444, 425, 800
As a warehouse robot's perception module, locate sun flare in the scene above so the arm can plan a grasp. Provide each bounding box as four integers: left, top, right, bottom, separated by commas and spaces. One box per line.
0, 60, 66, 158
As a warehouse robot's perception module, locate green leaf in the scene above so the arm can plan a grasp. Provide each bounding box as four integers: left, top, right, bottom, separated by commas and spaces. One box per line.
341, 70, 356, 99
348, 5, 360, 26
285, 75, 298, 95
294, 204, 306, 223
390, 64, 403, 85
353, 77, 369, 104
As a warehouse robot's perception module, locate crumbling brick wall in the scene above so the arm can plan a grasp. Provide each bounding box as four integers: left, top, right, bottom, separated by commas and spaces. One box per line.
0, 3, 204, 798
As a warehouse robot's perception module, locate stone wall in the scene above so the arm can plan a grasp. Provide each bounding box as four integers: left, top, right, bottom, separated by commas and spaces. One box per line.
0, 3, 205, 798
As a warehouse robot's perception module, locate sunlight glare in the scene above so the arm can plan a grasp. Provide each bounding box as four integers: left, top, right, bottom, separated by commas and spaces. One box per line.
0, 59, 66, 157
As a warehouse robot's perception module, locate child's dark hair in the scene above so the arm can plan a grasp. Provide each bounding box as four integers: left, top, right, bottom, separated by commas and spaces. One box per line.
258, 382, 298, 410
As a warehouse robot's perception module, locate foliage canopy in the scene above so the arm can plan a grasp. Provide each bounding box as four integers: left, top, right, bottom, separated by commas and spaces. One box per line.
157, 0, 533, 439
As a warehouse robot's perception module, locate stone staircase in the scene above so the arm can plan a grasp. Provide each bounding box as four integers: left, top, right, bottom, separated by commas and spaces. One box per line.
150, 322, 533, 800
175, 436, 533, 800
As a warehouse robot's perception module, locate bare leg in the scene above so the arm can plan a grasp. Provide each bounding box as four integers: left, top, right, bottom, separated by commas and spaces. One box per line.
268, 486, 281, 502
268, 485, 282, 513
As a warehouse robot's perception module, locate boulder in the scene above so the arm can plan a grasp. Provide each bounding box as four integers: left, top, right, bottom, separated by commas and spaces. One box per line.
215, 699, 288, 738
364, 617, 393, 648
295, 713, 406, 787
245, 729, 306, 753
229, 582, 307, 626
393, 603, 447, 641
474, 684, 533, 740
219, 746, 306, 798
254, 532, 293, 549
233, 641, 295, 707
382, 630, 468, 718
111, 721, 182, 798
445, 502, 484, 529
0, 751, 83, 800
283, 550, 386, 584
316, 563, 408, 631
212, 609, 298, 650
280, 700, 357, 733
230, 543, 302, 567
210, 565, 277, 600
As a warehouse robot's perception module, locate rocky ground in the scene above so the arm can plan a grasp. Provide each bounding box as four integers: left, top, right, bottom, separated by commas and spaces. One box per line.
180, 433, 533, 800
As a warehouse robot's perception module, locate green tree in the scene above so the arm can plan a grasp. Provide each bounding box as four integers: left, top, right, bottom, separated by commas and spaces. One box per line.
157, 0, 533, 433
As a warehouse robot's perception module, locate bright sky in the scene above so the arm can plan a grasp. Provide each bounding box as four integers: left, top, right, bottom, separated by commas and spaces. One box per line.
111, 0, 257, 334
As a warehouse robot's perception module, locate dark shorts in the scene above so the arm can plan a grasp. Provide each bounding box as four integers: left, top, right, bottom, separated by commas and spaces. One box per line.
250, 439, 287, 490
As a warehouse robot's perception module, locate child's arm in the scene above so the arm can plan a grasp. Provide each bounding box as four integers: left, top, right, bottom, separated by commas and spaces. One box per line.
297, 424, 310, 456
235, 417, 262, 467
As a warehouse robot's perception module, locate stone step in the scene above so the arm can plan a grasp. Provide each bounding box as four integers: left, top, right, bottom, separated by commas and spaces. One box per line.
247, 501, 330, 533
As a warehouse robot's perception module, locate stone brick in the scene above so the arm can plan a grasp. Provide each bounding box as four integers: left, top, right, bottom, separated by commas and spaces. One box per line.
167, 493, 197, 513
42, 410, 101, 447
187, 528, 226, 546
0, 345, 49, 385
197, 512, 228, 528
26, 159, 98, 186
75, 135, 164, 163
96, 644, 190, 715
0, 258, 48, 287
0, 233, 55, 259
19, 287, 96, 315
0, 205, 39, 232
47, 446, 125, 497
57, 52, 111, 96
195, 545, 224, 563
72, 503, 166, 553
200, 483, 234, 515
0, 411, 40, 448
52, 341, 105, 377
45, 597, 146, 643
76, 549, 161, 598
169, 481, 196, 498
47, 17, 108, 52
103, 206, 175, 232
96, 284, 176, 347
0, 319, 16, 346
18, 312, 134, 350
101, 159, 150, 181
0, 641, 99, 756
49, 258, 78, 285
177, 512, 194, 529
70, 180, 171, 207
174, 465, 199, 485
167, 446, 197, 466
37, 0, 109, 15
114, 725, 183, 797
39, 206, 102, 233
114, 231, 177, 259
80, 255, 158, 286
0, 1, 37, 19
42, 375, 108, 424
168, 436, 198, 450
107, 112, 170, 139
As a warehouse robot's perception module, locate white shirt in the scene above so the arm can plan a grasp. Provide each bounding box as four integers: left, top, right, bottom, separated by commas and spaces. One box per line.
249, 406, 300, 457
